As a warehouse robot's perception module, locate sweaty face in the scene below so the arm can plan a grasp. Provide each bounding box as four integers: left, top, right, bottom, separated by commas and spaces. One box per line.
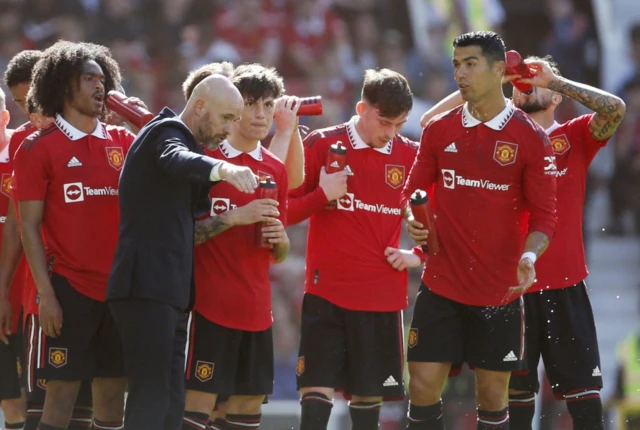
233, 96, 276, 142
70, 60, 106, 118
197, 99, 244, 150
513, 86, 554, 114
10, 82, 30, 116
453, 45, 502, 103
358, 102, 408, 148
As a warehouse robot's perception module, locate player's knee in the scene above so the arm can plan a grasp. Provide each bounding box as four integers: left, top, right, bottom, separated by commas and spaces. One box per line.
476, 380, 509, 410
408, 363, 447, 404
227, 395, 265, 415
1, 397, 27, 422
91, 378, 126, 420
300, 387, 334, 400
43, 381, 81, 423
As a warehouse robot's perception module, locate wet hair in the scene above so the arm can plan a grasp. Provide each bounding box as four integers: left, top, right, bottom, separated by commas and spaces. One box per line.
3, 50, 42, 88
453, 31, 506, 64
525, 55, 562, 77
30, 40, 121, 118
183, 62, 235, 101
231, 64, 285, 102
361, 68, 413, 118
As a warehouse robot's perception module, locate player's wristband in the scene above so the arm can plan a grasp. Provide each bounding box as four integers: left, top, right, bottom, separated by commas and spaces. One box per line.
520, 251, 537, 264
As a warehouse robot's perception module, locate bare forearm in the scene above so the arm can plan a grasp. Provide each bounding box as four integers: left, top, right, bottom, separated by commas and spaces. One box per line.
21, 225, 54, 296
268, 128, 294, 166
523, 231, 550, 259
284, 130, 304, 189
420, 91, 464, 127
194, 213, 234, 245
271, 240, 290, 263
0, 205, 23, 300
547, 77, 626, 141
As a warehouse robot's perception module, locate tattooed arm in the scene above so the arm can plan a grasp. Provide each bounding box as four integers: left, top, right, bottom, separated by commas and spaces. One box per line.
194, 198, 281, 245
194, 213, 234, 245
521, 60, 626, 141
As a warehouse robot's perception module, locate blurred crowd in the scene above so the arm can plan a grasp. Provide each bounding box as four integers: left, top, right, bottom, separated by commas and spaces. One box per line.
0, 0, 639, 427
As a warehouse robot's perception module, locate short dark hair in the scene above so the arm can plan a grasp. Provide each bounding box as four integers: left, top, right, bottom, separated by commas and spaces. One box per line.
182, 61, 235, 101
361, 68, 413, 118
231, 64, 285, 102
3, 50, 42, 88
453, 31, 506, 64
30, 40, 121, 118
525, 55, 562, 77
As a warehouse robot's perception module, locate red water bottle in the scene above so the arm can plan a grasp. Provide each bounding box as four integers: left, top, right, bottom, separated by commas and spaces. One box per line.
410, 189, 439, 254
505, 50, 535, 94
296, 96, 323, 116
325, 142, 347, 209
105, 90, 155, 129
255, 178, 278, 249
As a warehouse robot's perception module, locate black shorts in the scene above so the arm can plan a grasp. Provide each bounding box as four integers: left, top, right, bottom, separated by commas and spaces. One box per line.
0, 333, 22, 400
185, 311, 274, 396
296, 293, 405, 400
36, 274, 125, 381
23, 313, 93, 407
408, 284, 525, 372
509, 281, 603, 397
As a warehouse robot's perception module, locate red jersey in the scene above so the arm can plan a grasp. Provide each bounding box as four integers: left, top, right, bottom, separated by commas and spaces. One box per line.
531, 114, 608, 292
14, 115, 134, 301
402, 103, 557, 306
8, 123, 38, 316
193, 141, 288, 331
0, 141, 22, 333
288, 117, 418, 312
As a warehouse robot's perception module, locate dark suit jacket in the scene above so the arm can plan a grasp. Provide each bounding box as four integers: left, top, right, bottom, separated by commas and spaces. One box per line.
106, 108, 220, 310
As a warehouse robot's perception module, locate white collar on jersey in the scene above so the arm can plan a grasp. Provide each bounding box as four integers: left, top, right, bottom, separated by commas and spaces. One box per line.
546, 121, 561, 134
55, 114, 107, 141
461, 101, 515, 131
347, 116, 392, 155
218, 139, 263, 161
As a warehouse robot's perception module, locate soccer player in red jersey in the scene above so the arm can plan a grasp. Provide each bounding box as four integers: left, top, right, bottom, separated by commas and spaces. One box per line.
402, 31, 558, 430
182, 61, 305, 190
0, 87, 27, 430
416, 55, 627, 430
13, 41, 137, 430
0, 50, 96, 430
288, 69, 421, 430
502, 57, 625, 430
182, 64, 294, 430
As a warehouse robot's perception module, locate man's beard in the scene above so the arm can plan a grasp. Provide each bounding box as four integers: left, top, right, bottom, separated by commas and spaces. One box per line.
517, 98, 552, 114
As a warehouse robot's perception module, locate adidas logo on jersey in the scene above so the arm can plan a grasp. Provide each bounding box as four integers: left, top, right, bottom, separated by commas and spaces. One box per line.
592, 366, 601, 377
444, 142, 458, 153
329, 160, 340, 168
503, 351, 518, 362
67, 157, 82, 167
383, 375, 398, 387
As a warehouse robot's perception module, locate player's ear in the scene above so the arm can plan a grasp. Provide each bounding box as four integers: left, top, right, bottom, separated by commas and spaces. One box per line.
494, 60, 506, 75
356, 101, 365, 116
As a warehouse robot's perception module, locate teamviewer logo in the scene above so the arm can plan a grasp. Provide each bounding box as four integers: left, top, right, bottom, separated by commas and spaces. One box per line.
337, 193, 354, 211
63, 182, 84, 203
210, 198, 230, 215
442, 169, 455, 189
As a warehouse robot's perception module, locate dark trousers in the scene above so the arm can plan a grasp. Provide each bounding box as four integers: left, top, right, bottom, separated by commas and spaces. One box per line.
109, 298, 186, 430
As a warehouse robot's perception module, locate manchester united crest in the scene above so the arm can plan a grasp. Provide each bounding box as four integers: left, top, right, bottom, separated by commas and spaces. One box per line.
105, 147, 124, 171
49, 348, 67, 368
1, 173, 12, 198
385, 165, 405, 189
493, 141, 518, 166
37, 379, 47, 390
550, 134, 570, 155
408, 329, 418, 349
195, 361, 214, 382
296, 356, 305, 376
